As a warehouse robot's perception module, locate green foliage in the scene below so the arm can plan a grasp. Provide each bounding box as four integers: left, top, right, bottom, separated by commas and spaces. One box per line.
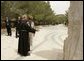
1, 1, 68, 25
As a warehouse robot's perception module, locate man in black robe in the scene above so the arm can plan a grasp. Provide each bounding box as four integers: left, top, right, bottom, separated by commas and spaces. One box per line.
5, 17, 12, 36
18, 15, 36, 56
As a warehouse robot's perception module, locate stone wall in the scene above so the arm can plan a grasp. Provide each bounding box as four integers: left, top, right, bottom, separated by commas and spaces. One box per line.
63, 1, 83, 60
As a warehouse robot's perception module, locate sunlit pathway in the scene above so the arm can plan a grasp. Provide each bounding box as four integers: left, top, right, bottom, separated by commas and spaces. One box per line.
1, 24, 68, 60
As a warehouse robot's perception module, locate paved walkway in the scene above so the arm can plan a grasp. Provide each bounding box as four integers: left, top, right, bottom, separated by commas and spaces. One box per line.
1, 24, 68, 60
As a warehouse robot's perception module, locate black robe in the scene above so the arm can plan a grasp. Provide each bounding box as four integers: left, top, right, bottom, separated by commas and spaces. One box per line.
18, 20, 36, 56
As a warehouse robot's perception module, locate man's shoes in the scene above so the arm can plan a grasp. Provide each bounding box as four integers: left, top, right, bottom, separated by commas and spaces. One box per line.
16, 36, 18, 38
16, 35, 19, 38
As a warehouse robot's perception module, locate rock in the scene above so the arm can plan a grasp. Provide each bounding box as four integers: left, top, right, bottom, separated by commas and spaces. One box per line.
63, 1, 83, 60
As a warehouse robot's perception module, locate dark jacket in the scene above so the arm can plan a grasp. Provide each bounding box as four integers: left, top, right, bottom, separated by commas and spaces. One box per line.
5, 19, 11, 28
15, 19, 20, 29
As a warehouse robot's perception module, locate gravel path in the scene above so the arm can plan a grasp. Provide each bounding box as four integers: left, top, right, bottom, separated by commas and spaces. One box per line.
1, 24, 68, 60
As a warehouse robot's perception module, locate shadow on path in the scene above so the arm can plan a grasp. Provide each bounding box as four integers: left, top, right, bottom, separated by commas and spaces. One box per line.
33, 48, 63, 60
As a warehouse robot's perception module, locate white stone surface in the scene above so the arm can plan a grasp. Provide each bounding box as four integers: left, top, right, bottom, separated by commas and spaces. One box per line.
63, 1, 83, 60
1, 24, 68, 60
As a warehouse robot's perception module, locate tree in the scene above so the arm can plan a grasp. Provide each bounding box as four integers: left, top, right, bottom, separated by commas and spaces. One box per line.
1, 1, 55, 25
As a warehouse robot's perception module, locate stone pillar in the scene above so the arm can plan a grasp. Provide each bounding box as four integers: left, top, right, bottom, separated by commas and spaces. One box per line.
63, 1, 83, 60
